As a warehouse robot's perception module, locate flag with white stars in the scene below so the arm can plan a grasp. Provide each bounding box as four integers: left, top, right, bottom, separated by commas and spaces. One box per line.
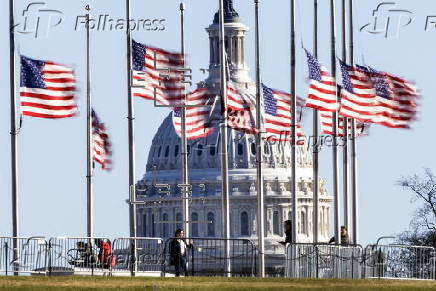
339, 61, 378, 123
262, 84, 305, 144
304, 50, 338, 112
20, 55, 77, 118
131, 39, 185, 106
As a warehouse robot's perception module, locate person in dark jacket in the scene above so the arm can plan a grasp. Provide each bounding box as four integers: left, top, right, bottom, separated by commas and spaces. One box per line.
279, 220, 293, 245
329, 226, 350, 245
169, 229, 192, 277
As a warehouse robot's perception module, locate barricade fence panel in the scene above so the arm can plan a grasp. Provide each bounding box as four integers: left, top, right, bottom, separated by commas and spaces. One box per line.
1, 236, 435, 280
111, 237, 165, 275
163, 238, 256, 277
285, 243, 363, 279
48, 237, 112, 276
0, 237, 48, 276
364, 244, 436, 280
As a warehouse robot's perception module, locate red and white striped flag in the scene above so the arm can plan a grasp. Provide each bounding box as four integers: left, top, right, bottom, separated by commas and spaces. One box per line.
339, 62, 378, 122
172, 84, 307, 142
339, 62, 418, 129
320, 111, 368, 137
20, 56, 78, 118
92, 110, 112, 170
132, 40, 185, 106
366, 67, 418, 128
226, 83, 257, 133
262, 84, 305, 144
304, 50, 338, 112
172, 88, 216, 140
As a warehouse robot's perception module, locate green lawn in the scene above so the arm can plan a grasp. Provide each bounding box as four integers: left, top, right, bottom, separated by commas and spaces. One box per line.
1, 276, 436, 290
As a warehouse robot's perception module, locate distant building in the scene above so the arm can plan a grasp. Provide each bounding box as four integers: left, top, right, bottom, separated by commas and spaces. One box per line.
135, 0, 332, 247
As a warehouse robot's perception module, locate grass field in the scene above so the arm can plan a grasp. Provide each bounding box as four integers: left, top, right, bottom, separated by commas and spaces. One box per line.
1, 276, 436, 290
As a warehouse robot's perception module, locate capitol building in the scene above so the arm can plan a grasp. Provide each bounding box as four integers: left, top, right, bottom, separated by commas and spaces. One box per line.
135, 0, 333, 248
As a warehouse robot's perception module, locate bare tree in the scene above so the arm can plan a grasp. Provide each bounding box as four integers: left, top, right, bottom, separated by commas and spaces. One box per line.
398, 169, 436, 247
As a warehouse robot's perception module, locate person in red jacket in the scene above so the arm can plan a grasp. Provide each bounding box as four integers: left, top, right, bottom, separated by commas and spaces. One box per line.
95, 239, 115, 269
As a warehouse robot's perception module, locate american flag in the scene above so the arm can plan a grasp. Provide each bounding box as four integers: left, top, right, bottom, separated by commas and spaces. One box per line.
20, 56, 77, 118
132, 40, 185, 106
172, 84, 307, 141
339, 61, 377, 122
364, 66, 418, 128
304, 50, 338, 112
92, 110, 112, 170
227, 84, 255, 111
320, 111, 368, 137
172, 88, 216, 140
262, 84, 305, 143
226, 83, 257, 133
171, 84, 256, 140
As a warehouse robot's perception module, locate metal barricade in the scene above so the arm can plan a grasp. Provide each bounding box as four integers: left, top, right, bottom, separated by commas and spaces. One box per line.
364, 244, 436, 280
0, 237, 48, 276
285, 243, 363, 279
163, 238, 256, 277
316, 244, 363, 279
110, 237, 165, 276
48, 237, 112, 276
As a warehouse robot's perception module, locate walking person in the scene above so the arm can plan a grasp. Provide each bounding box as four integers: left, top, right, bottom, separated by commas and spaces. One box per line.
329, 226, 350, 245
169, 229, 192, 277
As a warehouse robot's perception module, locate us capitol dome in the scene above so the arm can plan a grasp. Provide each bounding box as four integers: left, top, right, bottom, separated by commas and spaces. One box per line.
135, 0, 333, 248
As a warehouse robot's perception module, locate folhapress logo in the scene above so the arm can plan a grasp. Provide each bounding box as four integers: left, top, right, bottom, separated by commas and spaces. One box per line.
75, 15, 166, 32
13, 2, 64, 38
360, 2, 414, 38
12, 2, 167, 38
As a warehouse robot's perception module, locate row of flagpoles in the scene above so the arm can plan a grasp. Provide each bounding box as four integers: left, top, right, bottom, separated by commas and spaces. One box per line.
6, 0, 419, 277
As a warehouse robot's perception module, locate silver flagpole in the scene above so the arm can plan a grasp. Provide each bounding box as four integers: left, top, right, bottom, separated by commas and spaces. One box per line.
290, 0, 298, 244
312, 0, 320, 244
125, 0, 137, 276
254, 0, 265, 278
180, 2, 190, 238
341, 0, 349, 231
349, 0, 358, 244
85, 5, 93, 238
218, 0, 231, 277
330, 0, 341, 244
9, 0, 19, 275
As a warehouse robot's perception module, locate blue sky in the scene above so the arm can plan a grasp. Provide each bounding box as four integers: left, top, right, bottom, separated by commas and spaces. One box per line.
0, 0, 435, 245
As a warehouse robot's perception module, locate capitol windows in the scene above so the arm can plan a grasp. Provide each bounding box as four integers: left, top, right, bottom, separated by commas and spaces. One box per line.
273, 211, 280, 235
164, 145, 170, 158
191, 212, 199, 237
157, 146, 162, 158
151, 214, 156, 237
207, 212, 215, 237
237, 143, 244, 156
162, 213, 169, 238
197, 144, 203, 156
174, 145, 180, 157
240, 211, 249, 236
264, 143, 271, 157
142, 214, 147, 236
250, 142, 256, 156
187, 145, 191, 156
209, 145, 216, 156
176, 213, 183, 230
300, 209, 308, 235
